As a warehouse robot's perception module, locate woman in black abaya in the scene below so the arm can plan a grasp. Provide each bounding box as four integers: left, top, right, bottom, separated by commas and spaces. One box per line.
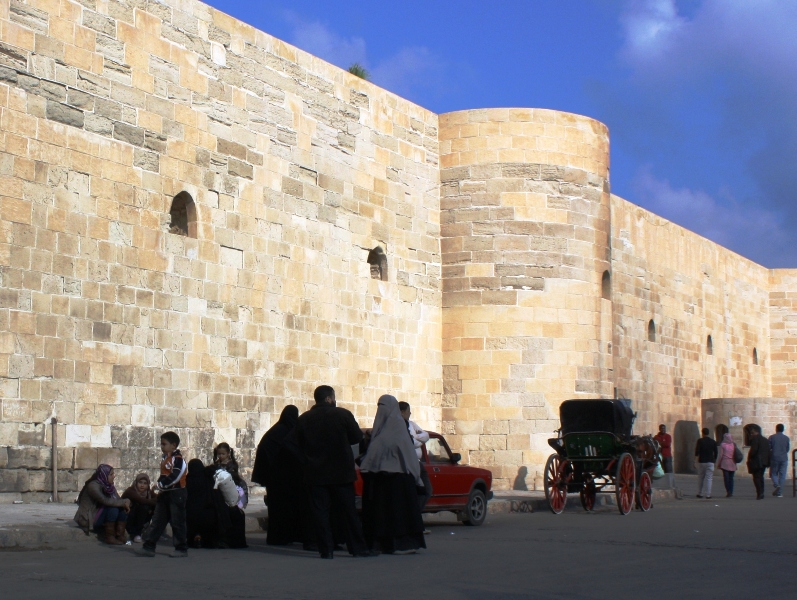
252, 405, 305, 545
186, 458, 219, 548
359, 395, 426, 554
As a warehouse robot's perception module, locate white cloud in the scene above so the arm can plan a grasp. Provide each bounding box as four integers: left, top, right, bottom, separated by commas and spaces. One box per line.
620, 0, 685, 60
371, 46, 446, 101
631, 166, 790, 265
283, 13, 367, 68
610, 1, 797, 266
282, 14, 445, 102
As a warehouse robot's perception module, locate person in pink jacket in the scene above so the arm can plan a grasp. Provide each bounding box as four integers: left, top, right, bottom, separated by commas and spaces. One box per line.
718, 433, 738, 497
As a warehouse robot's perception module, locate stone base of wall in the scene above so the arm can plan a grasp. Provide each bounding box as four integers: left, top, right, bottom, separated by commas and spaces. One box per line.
0, 424, 259, 500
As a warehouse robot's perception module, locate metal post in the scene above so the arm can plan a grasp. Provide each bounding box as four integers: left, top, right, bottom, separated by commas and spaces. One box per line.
51, 417, 58, 503
793, 449, 796, 498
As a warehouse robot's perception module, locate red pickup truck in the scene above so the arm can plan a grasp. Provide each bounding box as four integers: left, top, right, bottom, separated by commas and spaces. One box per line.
354, 431, 493, 526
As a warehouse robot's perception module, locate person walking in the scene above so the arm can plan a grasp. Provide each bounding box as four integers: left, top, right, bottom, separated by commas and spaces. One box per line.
768, 424, 790, 497
360, 395, 427, 555
294, 385, 376, 559
654, 424, 674, 489
747, 426, 770, 500
695, 428, 718, 499
137, 431, 189, 557
717, 433, 738, 498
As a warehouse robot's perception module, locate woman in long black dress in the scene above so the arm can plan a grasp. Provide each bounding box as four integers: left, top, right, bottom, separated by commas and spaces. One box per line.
359, 394, 426, 554
252, 405, 305, 545
186, 458, 219, 548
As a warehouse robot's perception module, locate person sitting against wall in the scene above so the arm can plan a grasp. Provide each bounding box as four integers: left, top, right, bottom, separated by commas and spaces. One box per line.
74, 464, 131, 545
121, 473, 157, 543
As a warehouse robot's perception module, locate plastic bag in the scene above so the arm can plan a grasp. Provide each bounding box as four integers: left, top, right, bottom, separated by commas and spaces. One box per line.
652, 454, 665, 479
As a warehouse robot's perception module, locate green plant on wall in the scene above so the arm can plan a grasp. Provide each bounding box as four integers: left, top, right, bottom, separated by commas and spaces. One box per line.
348, 63, 369, 80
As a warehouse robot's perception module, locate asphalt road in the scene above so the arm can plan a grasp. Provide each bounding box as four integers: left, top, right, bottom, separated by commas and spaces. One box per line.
2, 477, 793, 600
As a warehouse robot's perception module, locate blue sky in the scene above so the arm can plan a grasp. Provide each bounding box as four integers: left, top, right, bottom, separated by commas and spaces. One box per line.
204, 0, 797, 268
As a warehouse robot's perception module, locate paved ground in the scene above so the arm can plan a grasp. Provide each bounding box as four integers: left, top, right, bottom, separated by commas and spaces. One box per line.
1, 475, 793, 600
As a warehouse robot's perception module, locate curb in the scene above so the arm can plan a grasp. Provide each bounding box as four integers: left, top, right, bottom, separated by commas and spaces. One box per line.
488, 487, 682, 514
0, 524, 87, 550
2, 488, 684, 548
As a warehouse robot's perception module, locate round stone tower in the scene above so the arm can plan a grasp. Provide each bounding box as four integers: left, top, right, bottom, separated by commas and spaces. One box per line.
439, 108, 612, 490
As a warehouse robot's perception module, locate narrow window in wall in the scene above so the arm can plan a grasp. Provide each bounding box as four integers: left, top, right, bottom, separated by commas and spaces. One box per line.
601, 270, 611, 300
753, 347, 758, 365
707, 335, 713, 355
647, 319, 656, 342
169, 191, 197, 237
715, 424, 728, 442
367, 246, 388, 281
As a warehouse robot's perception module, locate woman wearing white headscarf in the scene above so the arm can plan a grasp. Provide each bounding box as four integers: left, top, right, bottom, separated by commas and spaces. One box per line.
359, 394, 426, 554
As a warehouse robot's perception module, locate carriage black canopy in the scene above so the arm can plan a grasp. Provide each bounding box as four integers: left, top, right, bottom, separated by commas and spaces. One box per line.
559, 399, 635, 437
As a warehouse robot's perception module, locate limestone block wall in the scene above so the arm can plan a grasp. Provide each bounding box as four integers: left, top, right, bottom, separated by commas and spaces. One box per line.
702, 397, 797, 473
769, 270, 797, 398
611, 197, 771, 437
439, 108, 612, 490
0, 0, 442, 500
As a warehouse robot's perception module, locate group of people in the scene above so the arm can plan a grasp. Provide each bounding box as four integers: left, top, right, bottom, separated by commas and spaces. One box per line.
74, 433, 249, 557
693, 424, 791, 499
252, 386, 430, 558
74, 385, 433, 559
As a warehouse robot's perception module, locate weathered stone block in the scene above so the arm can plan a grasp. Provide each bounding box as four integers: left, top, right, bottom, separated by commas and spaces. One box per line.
45, 101, 84, 128
0, 470, 29, 492
113, 122, 145, 146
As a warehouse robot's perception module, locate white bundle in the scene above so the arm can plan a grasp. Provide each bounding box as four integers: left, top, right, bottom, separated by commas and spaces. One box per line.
213, 469, 239, 507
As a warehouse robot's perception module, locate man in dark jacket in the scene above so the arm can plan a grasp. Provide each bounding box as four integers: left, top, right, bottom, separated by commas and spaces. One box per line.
695, 428, 718, 499
294, 385, 375, 559
747, 426, 770, 500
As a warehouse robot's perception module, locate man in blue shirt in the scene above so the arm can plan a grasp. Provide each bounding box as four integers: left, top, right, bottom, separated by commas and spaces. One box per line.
768, 424, 790, 498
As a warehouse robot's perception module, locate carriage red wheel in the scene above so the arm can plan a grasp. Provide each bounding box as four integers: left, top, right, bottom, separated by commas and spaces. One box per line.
615, 452, 635, 515
544, 454, 569, 514
580, 481, 596, 512
636, 471, 653, 511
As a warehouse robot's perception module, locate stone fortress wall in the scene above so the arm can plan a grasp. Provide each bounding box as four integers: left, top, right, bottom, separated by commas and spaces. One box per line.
1, 0, 796, 498
0, 0, 442, 499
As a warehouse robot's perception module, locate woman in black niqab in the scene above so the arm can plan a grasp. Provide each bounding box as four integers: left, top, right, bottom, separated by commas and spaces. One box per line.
186, 458, 218, 548
252, 405, 305, 545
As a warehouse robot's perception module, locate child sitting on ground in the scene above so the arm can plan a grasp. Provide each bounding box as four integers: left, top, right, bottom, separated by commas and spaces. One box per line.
137, 431, 189, 558
121, 473, 157, 543
74, 464, 131, 545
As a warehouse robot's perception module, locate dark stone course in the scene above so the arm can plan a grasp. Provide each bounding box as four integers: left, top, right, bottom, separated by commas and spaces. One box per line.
67, 88, 94, 110
0, 65, 17, 83
0, 469, 29, 492
144, 131, 167, 152
113, 122, 145, 146
10, 0, 50, 35
83, 10, 116, 37
45, 101, 84, 128
92, 321, 112, 341
0, 41, 28, 71
112, 364, 134, 386
133, 148, 160, 172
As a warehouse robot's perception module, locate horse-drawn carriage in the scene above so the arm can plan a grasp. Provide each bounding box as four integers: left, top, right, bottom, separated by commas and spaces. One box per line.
544, 399, 660, 515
